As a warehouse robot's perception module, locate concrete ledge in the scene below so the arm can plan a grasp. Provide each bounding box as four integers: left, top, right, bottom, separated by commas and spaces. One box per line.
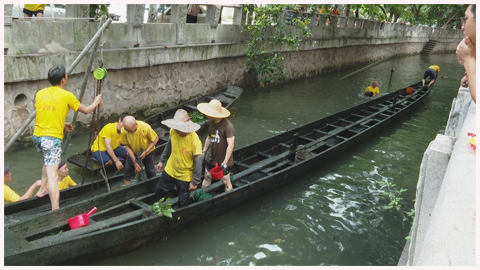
407, 99, 476, 266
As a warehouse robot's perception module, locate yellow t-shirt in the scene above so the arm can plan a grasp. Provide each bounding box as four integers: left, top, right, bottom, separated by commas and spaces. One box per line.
164, 129, 202, 182
364, 86, 380, 97
4, 184, 20, 203
121, 121, 157, 155
58, 175, 77, 190
91, 123, 122, 152
24, 4, 46, 12
33, 86, 80, 140
35, 175, 77, 195
428, 65, 440, 76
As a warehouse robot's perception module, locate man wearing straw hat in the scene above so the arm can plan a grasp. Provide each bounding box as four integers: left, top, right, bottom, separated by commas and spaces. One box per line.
155, 109, 203, 207
121, 115, 159, 187
197, 99, 235, 191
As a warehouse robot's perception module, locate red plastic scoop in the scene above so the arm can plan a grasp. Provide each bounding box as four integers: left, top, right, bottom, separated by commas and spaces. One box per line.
209, 162, 224, 181
68, 207, 97, 230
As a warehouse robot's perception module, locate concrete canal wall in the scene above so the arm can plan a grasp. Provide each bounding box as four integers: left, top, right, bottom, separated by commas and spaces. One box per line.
397, 87, 476, 266
3, 4, 462, 144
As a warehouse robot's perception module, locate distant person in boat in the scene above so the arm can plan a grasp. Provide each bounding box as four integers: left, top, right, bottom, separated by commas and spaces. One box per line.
197, 99, 235, 191
456, 4, 476, 103
4, 165, 42, 203
364, 81, 379, 97
422, 65, 440, 87
121, 116, 159, 187
35, 161, 76, 195
155, 109, 203, 207
33, 65, 102, 211
91, 114, 128, 171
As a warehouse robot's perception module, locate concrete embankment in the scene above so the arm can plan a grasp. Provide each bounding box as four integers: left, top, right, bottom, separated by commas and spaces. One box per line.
398, 86, 476, 266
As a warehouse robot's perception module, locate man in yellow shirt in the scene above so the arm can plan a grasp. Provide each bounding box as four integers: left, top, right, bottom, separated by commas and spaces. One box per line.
364, 81, 379, 97
4, 166, 41, 203
121, 116, 159, 186
33, 65, 102, 211
422, 65, 440, 87
23, 4, 45, 20
155, 109, 203, 207
91, 115, 128, 171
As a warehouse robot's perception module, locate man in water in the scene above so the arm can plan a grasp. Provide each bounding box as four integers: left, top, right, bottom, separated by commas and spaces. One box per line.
4, 165, 42, 203
364, 81, 379, 97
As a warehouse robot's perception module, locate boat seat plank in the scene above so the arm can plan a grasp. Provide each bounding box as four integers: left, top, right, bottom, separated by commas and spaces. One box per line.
129, 199, 152, 210
183, 103, 199, 111
256, 152, 272, 158
298, 135, 315, 142
261, 159, 292, 174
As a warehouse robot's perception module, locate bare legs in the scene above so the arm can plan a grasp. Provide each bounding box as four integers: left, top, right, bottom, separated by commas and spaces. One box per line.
36, 165, 60, 210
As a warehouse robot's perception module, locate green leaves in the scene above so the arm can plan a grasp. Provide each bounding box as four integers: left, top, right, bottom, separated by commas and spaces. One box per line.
375, 172, 414, 226
188, 111, 205, 125
152, 198, 176, 219
243, 4, 312, 84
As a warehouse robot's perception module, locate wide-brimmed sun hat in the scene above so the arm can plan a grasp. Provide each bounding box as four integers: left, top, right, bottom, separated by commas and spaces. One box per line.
197, 99, 230, 118
161, 109, 201, 133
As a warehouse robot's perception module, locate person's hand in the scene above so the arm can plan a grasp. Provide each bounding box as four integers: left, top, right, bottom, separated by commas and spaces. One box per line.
156, 162, 164, 172
64, 122, 74, 132
134, 162, 142, 173
456, 37, 475, 66
94, 94, 103, 105
221, 163, 229, 174
139, 152, 147, 160
189, 182, 198, 191
115, 160, 124, 171
461, 75, 469, 88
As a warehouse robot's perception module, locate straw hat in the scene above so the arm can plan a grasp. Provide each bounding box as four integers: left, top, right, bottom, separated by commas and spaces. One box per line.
197, 99, 230, 118
161, 109, 201, 133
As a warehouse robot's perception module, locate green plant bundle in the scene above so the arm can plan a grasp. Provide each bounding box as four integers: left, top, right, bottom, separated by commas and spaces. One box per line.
152, 198, 175, 218
195, 189, 213, 201
188, 111, 205, 125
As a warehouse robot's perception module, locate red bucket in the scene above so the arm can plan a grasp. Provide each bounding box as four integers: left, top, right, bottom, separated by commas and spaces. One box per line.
68, 207, 97, 230
209, 162, 224, 181
406, 87, 413, 94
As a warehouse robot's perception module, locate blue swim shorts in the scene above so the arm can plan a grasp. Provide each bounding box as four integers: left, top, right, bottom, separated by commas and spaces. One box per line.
32, 135, 62, 166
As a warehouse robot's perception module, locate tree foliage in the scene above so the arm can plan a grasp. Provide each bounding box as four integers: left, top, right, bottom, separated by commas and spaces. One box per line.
243, 4, 312, 84
347, 4, 465, 28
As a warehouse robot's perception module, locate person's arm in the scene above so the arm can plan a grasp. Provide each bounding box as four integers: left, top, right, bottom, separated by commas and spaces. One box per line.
125, 145, 141, 173
139, 136, 159, 159
77, 94, 102, 114
191, 154, 203, 188
157, 138, 172, 172
105, 138, 123, 170
464, 60, 476, 103
18, 180, 42, 201
203, 136, 212, 155
456, 36, 476, 102
222, 136, 235, 166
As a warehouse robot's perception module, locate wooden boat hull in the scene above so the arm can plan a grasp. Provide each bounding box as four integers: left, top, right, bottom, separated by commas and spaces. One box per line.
4, 81, 432, 265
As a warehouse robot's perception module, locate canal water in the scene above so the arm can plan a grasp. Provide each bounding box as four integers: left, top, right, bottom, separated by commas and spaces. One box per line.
4, 53, 464, 265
